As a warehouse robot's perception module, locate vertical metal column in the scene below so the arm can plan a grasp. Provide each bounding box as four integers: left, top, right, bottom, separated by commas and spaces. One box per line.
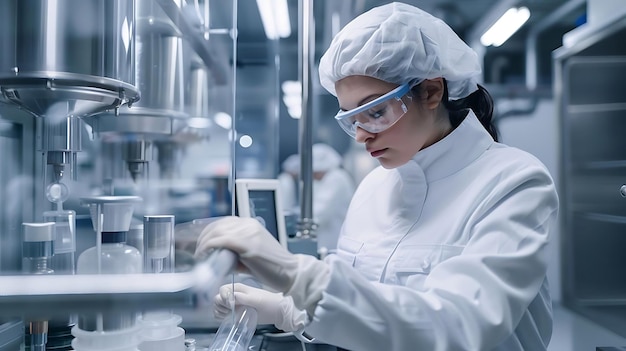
230, 0, 238, 216
297, 0, 315, 238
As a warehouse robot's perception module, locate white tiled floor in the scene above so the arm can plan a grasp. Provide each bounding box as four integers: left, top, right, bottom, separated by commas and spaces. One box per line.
549, 302, 626, 351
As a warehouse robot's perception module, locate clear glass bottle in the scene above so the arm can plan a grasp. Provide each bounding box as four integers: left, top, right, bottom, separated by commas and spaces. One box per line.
43, 209, 76, 274
21, 222, 55, 275
76, 231, 142, 274
22, 222, 56, 351
138, 215, 185, 351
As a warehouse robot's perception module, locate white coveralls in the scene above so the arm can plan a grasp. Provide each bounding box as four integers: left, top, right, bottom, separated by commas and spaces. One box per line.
304, 111, 559, 351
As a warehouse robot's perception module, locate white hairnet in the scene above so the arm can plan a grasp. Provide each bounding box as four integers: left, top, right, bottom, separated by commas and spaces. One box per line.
313, 143, 342, 173
318, 2, 481, 100
282, 154, 300, 174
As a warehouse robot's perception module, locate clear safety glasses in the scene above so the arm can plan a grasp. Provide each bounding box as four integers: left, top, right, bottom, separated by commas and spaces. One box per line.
334, 84, 411, 138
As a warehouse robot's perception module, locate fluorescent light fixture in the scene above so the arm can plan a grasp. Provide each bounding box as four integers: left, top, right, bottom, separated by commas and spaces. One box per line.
256, 0, 291, 40
480, 7, 530, 47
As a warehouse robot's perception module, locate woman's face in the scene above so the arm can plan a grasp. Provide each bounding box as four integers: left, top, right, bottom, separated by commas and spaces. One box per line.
335, 75, 448, 169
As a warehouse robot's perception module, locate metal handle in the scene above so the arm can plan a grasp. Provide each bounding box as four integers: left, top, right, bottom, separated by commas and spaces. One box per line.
620, 185, 626, 197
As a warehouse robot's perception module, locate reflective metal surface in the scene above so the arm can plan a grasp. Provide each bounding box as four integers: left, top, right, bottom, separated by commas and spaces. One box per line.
0, 0, 238, 348
36, 116, 82, 181
0, 118, 26, 273
82, 0, 190, 182
0, 0, 139, 118
556, 15, 626, 338
85, 0, 188, 139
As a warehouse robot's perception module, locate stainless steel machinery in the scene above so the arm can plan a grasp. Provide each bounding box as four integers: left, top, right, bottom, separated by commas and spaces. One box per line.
0, 0, 237, 349
84, 0, 189, 183
0, 0, 140, 185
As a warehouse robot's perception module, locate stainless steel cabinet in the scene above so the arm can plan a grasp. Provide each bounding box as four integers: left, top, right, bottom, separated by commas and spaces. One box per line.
556, 15, 626, 337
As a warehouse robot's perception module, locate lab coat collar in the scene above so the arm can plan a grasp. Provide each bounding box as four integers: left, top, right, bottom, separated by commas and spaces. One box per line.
404, 109, 494, 182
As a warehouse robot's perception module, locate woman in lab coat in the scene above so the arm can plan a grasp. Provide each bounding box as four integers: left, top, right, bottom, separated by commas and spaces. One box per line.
197, 2, 558, 350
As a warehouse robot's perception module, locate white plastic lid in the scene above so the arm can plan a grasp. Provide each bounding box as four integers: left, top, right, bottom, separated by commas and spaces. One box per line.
22, 222, 55, 242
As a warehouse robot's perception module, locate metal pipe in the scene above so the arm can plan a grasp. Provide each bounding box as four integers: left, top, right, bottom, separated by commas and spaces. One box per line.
36, 115, 82, 182
230, 0, 238, 216
525, 0, 585, 90
298, 0, 315, 238
497, 0, 584, 122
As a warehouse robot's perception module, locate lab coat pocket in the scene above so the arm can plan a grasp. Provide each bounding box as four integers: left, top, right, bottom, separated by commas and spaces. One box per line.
390, 245, 464, 288
335, 236, 364, 267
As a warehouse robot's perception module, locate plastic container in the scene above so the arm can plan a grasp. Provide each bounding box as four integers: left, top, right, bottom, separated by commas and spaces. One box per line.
137, 312, 185, 351
77, 196, 143, 274
74, 197, 143, 350
71, 324, 142, 351
209, 306, 257, 351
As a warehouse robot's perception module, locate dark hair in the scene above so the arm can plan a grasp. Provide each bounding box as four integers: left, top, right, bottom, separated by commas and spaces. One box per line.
441, 80, 498, 142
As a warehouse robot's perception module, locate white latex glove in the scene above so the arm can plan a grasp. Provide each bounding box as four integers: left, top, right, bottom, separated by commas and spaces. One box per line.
195, 216, 330, 314
195, 216, 297, 292
214, 283, 308, 332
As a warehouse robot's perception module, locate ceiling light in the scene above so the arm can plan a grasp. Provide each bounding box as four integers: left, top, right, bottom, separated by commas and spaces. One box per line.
480, 7, 530, 47
256, 0, 291, 40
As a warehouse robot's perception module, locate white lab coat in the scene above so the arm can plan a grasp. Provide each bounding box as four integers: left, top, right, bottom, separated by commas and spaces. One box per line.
313, 168, 355, 251
305, 110, 558, 351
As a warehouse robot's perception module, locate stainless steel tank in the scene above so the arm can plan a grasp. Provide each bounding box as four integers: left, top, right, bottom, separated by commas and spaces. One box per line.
188, 56, 212, 121
84, 0, 189, 181
153, 54, 211, 179
0, 0, 140, 118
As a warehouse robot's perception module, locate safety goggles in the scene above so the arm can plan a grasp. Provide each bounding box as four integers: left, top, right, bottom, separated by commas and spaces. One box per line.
334, 83, 411, 138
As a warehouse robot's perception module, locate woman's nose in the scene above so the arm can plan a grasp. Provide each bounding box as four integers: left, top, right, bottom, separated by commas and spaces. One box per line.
355, 127, 375, 143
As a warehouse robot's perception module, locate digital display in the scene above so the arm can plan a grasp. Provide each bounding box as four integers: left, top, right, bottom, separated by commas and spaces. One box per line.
246, 190, 279, 242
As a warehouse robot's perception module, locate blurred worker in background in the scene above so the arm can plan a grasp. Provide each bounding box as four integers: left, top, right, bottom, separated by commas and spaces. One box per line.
310, 143, 355, 253
278, 144, 355, 252
277, 154, 300, 212
197, 2, 558, 350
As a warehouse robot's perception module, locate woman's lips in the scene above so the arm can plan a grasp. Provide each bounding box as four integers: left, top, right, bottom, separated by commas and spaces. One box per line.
370, 148, 386, 158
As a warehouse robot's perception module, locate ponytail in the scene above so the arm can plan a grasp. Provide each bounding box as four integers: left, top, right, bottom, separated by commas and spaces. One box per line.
441, 80, 498, 142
